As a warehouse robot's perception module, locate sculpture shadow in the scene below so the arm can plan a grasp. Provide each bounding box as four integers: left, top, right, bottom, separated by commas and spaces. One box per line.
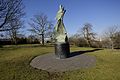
69, 49, 103, 58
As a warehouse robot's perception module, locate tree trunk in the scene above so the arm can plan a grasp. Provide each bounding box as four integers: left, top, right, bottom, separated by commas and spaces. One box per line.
14, 39, 17, 45
111, 41, 114, 49
88, 40, 91, 47
41, 34, 44, 45
87, 40, 91, 47
11, 37, 17, 45
110, 38, 114, 49
86, 38, 91, 47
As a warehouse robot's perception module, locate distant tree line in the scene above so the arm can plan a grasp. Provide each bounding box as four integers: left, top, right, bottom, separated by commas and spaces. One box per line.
0, 0, 53, 46
0, 34, 53, 45
69, 23, 120, 49
0, 0, 120, 49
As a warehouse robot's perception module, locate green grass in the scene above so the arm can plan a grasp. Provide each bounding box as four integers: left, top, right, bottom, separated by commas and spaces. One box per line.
0, 45, 120, 80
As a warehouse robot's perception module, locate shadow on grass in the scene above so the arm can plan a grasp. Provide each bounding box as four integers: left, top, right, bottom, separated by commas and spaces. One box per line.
69, 49, 103, 58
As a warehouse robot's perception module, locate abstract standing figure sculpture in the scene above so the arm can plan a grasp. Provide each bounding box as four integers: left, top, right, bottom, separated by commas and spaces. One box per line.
54, 5, 70, 59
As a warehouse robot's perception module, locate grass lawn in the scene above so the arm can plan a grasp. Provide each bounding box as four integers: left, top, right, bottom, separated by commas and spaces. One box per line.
0, 45, 120, 80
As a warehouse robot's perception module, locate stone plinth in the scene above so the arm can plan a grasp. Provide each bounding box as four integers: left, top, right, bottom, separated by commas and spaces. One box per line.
55, 42, 70, 59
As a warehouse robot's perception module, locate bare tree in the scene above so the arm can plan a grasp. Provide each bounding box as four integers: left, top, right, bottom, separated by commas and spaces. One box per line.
104, 26, 119, 49
7, 19, 24, 44
114, 31, 120, 49
0, 0, 24, 31
81, 23, 96, 47
29, 13, 53, 45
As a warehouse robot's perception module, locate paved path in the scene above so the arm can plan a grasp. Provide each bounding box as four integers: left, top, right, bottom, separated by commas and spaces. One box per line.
30, 52, 96, 72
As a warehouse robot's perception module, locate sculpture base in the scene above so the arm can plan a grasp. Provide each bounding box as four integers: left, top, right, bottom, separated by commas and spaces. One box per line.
55, 42, 70, 59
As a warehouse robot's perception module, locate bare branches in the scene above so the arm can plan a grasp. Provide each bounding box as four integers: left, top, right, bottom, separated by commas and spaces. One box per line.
105, 26, 118, 38
6, 18, 24, 44
81, 23, 96, 47
0, 0, 25, 44
29, 13, 53, 45
0, 0, 25, 30
103, 25, 120, 49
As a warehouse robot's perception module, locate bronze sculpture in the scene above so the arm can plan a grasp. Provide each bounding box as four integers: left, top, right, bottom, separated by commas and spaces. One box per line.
54, 5, 70, 59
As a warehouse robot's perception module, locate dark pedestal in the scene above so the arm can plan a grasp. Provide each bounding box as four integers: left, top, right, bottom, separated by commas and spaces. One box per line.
55, 42, 70, 59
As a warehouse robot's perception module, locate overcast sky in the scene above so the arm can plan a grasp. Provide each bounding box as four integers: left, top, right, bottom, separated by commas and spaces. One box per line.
23, 0, 120, 36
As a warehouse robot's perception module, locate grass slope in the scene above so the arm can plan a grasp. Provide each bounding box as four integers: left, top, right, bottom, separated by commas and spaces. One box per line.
0, 45, 120, 80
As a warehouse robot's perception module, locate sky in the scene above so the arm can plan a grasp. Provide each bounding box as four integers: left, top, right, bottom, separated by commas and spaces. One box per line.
23, 0, 120, 36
